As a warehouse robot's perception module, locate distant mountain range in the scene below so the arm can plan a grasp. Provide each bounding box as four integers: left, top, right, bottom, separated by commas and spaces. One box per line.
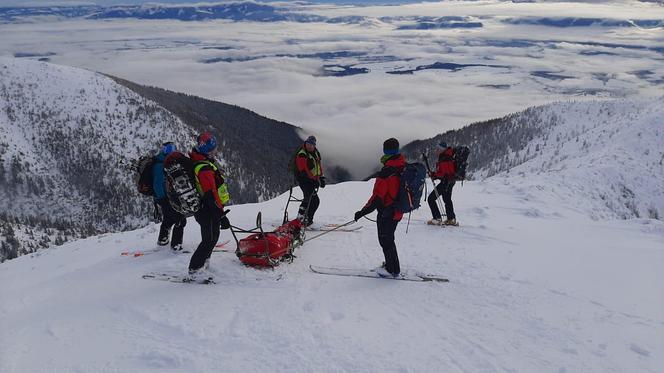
1, 2, 661, 30
0, 58, 348, 261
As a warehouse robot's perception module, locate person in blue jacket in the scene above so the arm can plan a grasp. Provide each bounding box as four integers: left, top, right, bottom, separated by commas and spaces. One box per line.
153, 142, 187, 251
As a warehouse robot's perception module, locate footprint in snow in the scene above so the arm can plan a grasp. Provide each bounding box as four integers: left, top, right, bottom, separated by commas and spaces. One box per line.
329, 311, 345, 321
629, 343, 650, 357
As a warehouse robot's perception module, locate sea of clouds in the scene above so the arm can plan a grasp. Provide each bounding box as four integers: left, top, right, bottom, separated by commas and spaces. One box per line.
0, 0, 662, 176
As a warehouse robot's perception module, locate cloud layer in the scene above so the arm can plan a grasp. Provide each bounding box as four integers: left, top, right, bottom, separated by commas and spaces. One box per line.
0, 1, 662, 176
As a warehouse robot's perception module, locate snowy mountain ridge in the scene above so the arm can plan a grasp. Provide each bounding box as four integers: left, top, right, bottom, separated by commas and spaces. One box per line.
0, 57, 309, 261
404, 96, 664, 221
494, 98, 664, 220
0, 57, 196, 259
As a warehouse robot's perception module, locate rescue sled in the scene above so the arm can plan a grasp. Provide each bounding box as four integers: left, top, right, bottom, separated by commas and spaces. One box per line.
230, 212, 305, 267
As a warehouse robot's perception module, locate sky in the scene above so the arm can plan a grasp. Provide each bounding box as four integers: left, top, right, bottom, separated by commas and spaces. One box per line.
0, 0, 662, 176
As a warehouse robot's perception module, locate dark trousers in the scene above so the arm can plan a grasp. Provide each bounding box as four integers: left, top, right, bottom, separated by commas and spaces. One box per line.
189, 208, 221, 271
297, 179, 319, 224
428, 180, 455, 220
156, 198, 186, 247
377, 208, 400, 275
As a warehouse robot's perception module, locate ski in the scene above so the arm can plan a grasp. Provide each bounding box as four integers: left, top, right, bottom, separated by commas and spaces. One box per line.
426, 221, 459, 227
121, 248, 160, 257
142, 271, 215, 284
212, 240, 232, 252
215, 239, 231, 248
212, 248, 233, 253
309, 265, 449, 283
121, 247, 191, 257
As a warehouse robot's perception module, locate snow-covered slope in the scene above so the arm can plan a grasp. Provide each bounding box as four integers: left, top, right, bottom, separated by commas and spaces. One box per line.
405, 97, 664, 220
1, 177, 662, 372
0, 57, 197, 259
491, 98, 664, 220
0, 58, 311, 261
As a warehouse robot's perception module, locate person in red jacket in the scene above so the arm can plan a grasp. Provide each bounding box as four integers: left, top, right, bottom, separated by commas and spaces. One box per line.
354, 138, 405, 277
427, 141, 458, 226
295, 135, 325, 226
188, 132, 230, 278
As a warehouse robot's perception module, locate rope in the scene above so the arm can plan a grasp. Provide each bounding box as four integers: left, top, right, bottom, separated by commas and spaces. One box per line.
304, 220, 355, 243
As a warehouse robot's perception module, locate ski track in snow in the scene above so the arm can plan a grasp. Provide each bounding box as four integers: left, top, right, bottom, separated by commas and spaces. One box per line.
1, 177, 663, 372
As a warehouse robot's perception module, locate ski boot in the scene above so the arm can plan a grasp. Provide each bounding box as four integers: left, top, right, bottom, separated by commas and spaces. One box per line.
427, 218, 444, 226
374, 267, 399, 278
157, 227, 171, 246
443, 218, 459, 226
187, 267, 214, 283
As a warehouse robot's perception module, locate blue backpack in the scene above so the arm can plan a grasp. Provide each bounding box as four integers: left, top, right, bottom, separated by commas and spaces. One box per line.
395, 163, 427, 213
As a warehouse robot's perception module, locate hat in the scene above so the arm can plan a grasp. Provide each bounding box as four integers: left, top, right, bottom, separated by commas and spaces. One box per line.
438, 141, 448, 149
383, 138, 400, 155
161, 142, 176, 156
305, 135, 317, 146
196, 132, 217, 154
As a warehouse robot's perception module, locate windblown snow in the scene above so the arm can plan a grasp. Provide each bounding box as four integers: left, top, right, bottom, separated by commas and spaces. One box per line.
1, 169, 662, 371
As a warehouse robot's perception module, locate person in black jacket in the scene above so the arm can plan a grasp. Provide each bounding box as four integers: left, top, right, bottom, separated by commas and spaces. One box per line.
152, 142, 186, 251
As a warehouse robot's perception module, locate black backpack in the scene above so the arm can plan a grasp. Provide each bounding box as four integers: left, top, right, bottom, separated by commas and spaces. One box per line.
163, 152, 201, 217
453, 146, 470, 181
394, 163, 427, 213
135, 154, 157, 196
287, 147, 300, 177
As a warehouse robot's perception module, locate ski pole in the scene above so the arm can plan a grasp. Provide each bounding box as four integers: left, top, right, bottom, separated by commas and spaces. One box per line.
304, 219, 355, 243
422, 153, 444, 216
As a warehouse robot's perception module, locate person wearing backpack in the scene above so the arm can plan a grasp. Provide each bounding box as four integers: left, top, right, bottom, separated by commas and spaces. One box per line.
153, 142, 187, 250
353, 138, 405, 277
427, 142, 458, 226
294, 135, 325, 227
188, 132, 230, 278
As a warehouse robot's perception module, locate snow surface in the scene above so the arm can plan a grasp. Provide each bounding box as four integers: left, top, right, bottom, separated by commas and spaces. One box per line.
1, 174, 663, 372
477, 97, 664, 221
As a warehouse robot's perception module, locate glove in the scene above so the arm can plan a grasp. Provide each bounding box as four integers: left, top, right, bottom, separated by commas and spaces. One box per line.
354, 210, 365, 222
319, 176, 326, 188
220, 216, 231, 230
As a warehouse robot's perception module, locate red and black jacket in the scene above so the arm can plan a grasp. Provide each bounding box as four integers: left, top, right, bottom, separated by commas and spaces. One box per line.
361, 154, 406, 221
433, 147, 456, 181
295, 145, 323, 182
190, 150, 225, 210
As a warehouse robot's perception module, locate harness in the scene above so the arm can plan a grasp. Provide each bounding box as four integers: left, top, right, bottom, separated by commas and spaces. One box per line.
194, 160, 230, 204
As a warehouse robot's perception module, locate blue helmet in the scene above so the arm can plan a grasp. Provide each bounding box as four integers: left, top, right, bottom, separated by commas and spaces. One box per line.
196, 132, 217, 154
161, 142, 176, 155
